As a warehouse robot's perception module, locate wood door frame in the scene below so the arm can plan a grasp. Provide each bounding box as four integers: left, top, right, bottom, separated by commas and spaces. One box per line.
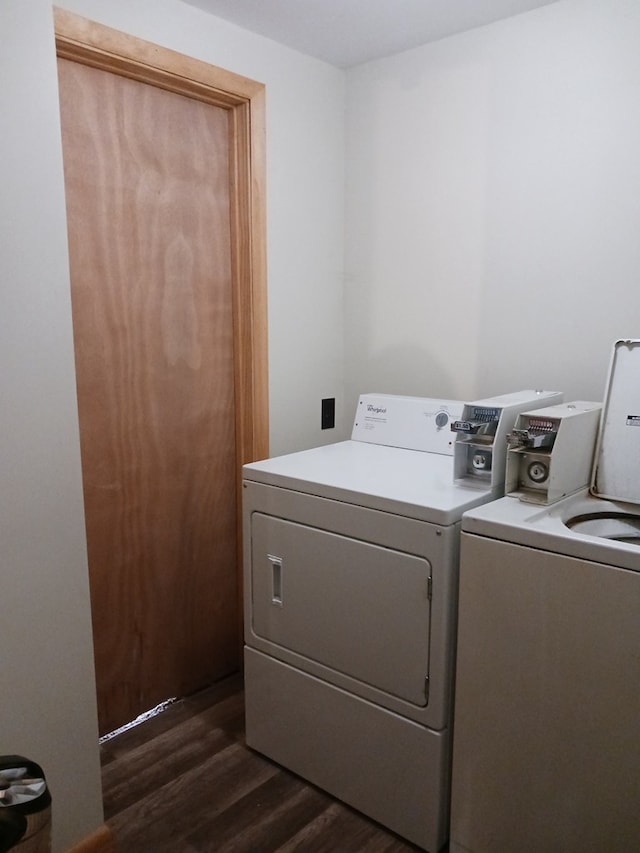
54, 7, 269, 641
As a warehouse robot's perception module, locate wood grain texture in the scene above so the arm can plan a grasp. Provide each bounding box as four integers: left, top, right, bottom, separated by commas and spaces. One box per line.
53, 7, 264, 103
65, 825, 115, 853
58, 57, 237, 733
53, 9, 270, 466
55, 10, 268, 734
100, 676, 426, 853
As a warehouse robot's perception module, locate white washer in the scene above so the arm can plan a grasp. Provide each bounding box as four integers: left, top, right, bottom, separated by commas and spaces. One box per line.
450, 492, 640, 853
451, 341, 640, 853
242, 392, 560, 851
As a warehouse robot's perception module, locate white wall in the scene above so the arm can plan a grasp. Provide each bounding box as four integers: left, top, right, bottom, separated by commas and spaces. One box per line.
6, 1, 639, 848
345, 0, 640, 415
1, 1, 345, 849
0, 1, 104, 850
57, 0, 347, 455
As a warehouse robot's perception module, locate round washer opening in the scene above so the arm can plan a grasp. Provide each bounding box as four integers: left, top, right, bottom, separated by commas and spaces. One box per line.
565, 512, 640, 544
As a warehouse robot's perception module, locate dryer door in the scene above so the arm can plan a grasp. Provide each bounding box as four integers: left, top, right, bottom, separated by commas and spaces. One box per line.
250, 513, 431, 707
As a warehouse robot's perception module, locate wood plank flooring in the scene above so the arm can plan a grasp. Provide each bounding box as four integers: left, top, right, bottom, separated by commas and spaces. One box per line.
100, 674, 427, 852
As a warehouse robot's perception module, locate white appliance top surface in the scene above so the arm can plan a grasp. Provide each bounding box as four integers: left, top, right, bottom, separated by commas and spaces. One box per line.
462, 490, 640, 571
243, 440, 494, 525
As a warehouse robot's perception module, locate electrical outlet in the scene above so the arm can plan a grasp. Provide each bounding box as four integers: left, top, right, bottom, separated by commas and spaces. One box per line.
321, 397, 335, 430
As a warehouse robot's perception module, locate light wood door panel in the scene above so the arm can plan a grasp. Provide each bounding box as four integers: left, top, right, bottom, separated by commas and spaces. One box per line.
58, 55, 240, 735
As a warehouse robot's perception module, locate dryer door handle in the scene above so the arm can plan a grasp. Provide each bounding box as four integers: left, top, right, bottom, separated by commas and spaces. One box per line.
268, 554, 283, 606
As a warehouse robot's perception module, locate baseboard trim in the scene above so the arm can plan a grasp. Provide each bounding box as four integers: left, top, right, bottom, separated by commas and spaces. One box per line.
65, 824, 115, 853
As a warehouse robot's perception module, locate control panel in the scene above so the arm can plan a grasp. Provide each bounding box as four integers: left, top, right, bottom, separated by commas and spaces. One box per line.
352, 393, 464, 455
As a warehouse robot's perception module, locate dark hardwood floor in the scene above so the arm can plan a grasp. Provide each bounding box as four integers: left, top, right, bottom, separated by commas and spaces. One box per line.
100, 674, 427, 852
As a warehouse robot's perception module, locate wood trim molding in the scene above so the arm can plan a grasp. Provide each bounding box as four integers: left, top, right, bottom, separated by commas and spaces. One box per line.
65, 824, 115, 853
53, 7, 269, 468
54, 8, 264, 104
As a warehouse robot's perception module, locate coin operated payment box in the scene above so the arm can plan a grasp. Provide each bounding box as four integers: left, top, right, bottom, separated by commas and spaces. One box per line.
452, 390, 563, 495
505, 401, 602, 505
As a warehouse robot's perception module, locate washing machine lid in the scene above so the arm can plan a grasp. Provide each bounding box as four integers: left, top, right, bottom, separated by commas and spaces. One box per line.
591, 339, 640, 505
243, 440, 493, 526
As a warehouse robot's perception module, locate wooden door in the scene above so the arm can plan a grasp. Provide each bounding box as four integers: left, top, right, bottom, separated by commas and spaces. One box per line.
55, 11, 268, 736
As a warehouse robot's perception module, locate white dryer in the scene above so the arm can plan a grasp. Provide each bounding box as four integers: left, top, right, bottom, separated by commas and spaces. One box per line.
242, 391, 561, 851
450, 341, 640, 853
